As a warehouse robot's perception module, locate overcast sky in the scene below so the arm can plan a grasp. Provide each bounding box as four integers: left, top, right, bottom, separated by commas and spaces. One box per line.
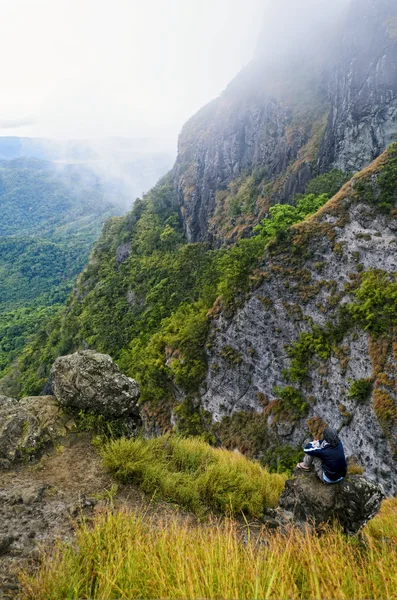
0, 0, 265, 147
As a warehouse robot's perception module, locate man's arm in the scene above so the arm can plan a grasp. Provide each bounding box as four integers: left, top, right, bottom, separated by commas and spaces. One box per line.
303, 442, 325, 457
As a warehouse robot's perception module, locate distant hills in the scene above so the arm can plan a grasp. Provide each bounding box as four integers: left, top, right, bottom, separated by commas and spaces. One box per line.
0, 139, 174, 388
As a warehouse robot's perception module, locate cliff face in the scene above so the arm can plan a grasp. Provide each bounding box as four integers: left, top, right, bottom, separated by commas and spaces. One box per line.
319, 0, 397, 172
201, 149, 397, 493
175, 75, 326, 244
175, 0, 397, 244
7, 0, 397, 493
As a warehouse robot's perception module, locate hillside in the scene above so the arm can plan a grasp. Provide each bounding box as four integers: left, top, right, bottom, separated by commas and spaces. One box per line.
0, 158, 123, 383
3, 0, 397, 493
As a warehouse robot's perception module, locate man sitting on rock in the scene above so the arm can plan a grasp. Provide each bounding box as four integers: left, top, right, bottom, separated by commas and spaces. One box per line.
297, 427, 347, 484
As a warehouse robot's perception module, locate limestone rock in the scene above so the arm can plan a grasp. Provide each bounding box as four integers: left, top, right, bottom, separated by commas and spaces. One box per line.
278, 471, 384, 534
51, 350, 140, 417
0, 395, 73, 466
319, 0, 397, 172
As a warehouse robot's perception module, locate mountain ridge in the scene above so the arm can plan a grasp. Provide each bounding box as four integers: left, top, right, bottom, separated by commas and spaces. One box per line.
2, 0, 397, 491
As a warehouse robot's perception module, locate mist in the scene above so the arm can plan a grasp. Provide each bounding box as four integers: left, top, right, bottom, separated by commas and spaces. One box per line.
0, 0, 265, 144
0, 0, 355, 209
256, 0, 351, 64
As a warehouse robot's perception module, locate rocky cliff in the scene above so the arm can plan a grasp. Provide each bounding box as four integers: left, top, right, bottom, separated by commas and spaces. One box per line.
176, 0, 397, 244
201, 147, 397, 494
319, 0, 397, 172
4, 0, 397, 494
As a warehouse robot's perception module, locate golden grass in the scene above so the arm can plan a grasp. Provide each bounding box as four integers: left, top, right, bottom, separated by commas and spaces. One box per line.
101, 435, 287, 517
21, 501, 397, 600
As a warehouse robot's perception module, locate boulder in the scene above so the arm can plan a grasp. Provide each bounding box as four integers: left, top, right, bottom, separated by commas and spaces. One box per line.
0, 395, 74, 466
51, 350, 140, 418
278, 471, 384, 534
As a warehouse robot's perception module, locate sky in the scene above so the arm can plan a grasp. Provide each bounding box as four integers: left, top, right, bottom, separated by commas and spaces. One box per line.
0, 0, 265, 148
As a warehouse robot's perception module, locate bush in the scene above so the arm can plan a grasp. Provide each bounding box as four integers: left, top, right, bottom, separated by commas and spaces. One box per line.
347, 378, 373, 403
101, 435, 287, 517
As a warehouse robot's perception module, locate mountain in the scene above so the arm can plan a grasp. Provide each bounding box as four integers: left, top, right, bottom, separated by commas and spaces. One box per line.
5, 0, 397, 491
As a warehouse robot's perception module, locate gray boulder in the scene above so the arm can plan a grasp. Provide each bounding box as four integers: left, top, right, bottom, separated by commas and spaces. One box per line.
0, 395, 74, 466
51, 350, 140, 418
278, 471, 384, 534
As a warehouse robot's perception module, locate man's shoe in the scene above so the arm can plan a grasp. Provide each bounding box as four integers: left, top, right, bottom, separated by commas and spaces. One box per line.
297, 462, 311, 471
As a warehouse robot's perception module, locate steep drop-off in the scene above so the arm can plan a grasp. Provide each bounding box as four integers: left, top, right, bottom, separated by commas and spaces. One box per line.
5, 0, 397, 492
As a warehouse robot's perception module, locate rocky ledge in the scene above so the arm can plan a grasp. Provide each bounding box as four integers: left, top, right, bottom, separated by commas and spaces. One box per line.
277, 471, 384, 534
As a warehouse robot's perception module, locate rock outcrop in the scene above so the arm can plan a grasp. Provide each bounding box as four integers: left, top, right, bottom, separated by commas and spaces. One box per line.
278, 471, 384, 534
0, 395, 75, 468
51, 350, 140, 418
175, 0, 397, 244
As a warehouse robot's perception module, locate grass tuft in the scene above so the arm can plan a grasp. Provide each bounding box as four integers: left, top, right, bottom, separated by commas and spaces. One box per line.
101, 435, 287, 517
20, 503, 397, 600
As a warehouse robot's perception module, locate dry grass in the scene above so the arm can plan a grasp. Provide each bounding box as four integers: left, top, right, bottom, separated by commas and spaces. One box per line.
101, 435, 287, 517
20, 500, 397, 600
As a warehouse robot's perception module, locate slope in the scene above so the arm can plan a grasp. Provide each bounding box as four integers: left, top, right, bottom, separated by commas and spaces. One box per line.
0, 158, 123, 383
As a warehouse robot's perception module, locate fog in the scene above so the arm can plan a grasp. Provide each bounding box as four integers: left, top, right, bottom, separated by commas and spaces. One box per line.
0, 0, 353, 208
0, 0, 265, 147
257, 0, 350, 62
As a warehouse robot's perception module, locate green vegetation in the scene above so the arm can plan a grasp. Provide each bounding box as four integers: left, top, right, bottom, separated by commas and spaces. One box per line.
347, 378, 373, 403
355, 142, 397, 213
20, 500, 397, 600
101, 435, 287, 517
304, 169, 351, 198
285, 269, 397, 385
0, 158, 120, 381
15, 180, 330, 400
274, 385, 308, 415
349, 270, 397, 334
253, 193, 328, 240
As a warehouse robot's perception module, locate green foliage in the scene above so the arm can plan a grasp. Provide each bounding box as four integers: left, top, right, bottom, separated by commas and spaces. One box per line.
305, 170, 351, 198
347, 378, 373, 403
253, 193, 329, 241
284, 314, 351, 384
348, 270, 397, 334
285, 268, 397, 385
14, 181, 338, 401
274, 385, 308, 415
173, 397, 214, 443
261, 445, 303, 474
73, 409, 133, 439
355, 142, 397, 213
101, 435, 287, 517
0, 159, 119, 379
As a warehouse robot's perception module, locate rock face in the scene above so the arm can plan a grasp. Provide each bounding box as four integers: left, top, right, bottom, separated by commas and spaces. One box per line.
202, 151, 397, 494
174, 0, 397, 244
51, 350, 140, 418
0, 395, 74, 467
319, 0, 397, 172
175, 86, 319, 243
279, 471, 384, 534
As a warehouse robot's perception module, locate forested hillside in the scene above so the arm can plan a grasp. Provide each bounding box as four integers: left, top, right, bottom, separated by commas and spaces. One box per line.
0, 158, 123, 385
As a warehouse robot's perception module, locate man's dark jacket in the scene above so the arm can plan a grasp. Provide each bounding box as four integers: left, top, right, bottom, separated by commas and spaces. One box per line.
304, 440, 347, 482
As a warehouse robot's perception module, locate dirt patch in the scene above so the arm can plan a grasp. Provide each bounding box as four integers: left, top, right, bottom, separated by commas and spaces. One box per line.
0, 434, 198, 599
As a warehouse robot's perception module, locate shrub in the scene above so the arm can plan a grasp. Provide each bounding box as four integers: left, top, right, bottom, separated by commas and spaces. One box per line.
274, 385, 308, 415
101, 435, 287, 517
347, 378, 373, 403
